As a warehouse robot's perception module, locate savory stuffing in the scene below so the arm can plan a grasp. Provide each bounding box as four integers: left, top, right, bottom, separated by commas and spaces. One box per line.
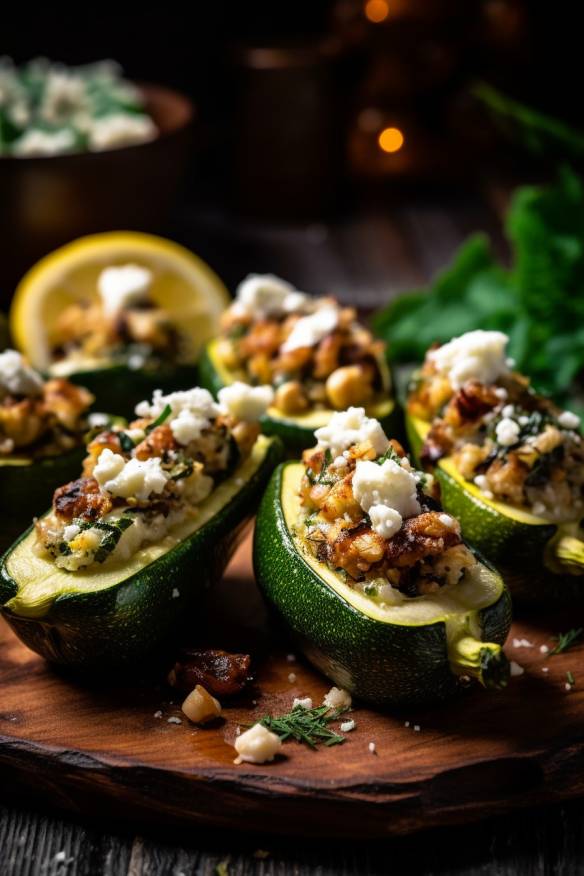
297, 408, 477, 600
215, 274, 389, 415
408, 331, 584, 521
169, 648, 252, 698
35, 383, 273, 571
50, 264, 186, 373
0, 349, 93, 457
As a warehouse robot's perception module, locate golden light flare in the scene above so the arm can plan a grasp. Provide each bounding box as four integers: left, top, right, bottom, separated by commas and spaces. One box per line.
364, 0, 390, 23
377, 126, 405, 153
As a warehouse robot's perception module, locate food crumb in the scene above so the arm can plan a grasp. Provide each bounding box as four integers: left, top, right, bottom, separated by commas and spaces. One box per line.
542, 667, 549, 673
172, 588, 180, 599
540, 644, 550, 654
293, 697, 313, 710
512, 638, 534, 648
54, 851, 66, 863
167, 716, 182, 725
153, 710, 163, 719
510, 661, 525, 677
368, 741, 376, 754
414, 725, 421, 732
286, 653, 296, 663
566, 683, 573, 691
340, 719, 355, 732
288, 673, 297, 683
404, 721, 410, 727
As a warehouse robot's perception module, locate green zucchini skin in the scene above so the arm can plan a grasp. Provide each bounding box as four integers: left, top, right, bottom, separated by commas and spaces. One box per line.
253, 463, 512, 708
62, 363, 199, 419
0, 437, 283, 669
406, 413, 584, 607
198, 344, 403, 452
0, 448, 85, 554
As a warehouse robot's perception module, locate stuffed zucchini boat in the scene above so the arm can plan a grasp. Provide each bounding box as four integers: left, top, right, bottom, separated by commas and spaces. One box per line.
0, 349, 104, 552
199, 274, 398, 450
406, 330, 584, 605
10, 232, 230, 416
254, 408, 511, 707
0, 383, 281, 668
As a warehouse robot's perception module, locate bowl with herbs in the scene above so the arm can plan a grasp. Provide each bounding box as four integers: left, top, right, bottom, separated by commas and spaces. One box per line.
0, 58, 194, 297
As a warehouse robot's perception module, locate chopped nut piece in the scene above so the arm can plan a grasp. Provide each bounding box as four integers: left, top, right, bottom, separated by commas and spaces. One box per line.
181, 684, 222, 724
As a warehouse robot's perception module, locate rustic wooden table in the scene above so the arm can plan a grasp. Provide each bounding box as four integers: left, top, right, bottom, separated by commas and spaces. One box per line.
3, 191, 583, 875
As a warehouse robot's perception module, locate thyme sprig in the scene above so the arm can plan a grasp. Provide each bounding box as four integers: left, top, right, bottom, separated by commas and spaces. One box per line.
550, 628, 583, 655
145, 403, 173, 435
258, 705, 349, 750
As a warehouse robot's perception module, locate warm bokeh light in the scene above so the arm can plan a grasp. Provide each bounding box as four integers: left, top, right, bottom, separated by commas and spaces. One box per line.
378, 127, 405, 153
364, 0, 390, 23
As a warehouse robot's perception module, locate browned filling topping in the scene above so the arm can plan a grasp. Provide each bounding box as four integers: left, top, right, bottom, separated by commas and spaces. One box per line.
298, 438, 476, 599
408, 357, 584, 521
0, 378, 93, 458
218, 301, 387, 415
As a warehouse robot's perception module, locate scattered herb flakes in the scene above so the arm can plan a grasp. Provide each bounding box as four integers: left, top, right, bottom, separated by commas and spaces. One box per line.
258, 705, 348, 750
375, 445, 402, 466
549, 628, 583, 656
145, 403, 172, 434
567, 671, 576, 686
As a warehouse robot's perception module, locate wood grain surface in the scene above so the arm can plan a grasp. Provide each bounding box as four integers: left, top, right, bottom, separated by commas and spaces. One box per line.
1, 529, 584, 841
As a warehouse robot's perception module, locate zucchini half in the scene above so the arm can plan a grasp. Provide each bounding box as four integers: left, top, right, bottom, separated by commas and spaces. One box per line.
199, 339, 400, 451
49, 360, 199, 419
406, 413, 584, 606
0, 435, 282, 668
0, 448, 86, 555
254, 462, 511, 708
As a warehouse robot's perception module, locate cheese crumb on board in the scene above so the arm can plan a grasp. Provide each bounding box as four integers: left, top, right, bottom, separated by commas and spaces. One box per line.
233, 723, 282, 764
323, 686, 352, 711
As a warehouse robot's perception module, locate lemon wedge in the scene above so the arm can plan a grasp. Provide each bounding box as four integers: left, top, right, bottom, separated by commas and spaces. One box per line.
10, 231, 230, 371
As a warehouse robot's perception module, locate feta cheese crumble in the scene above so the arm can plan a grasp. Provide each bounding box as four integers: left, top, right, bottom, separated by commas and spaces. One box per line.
510, 661, 525, 677
88, 113, 157, 151
233, 273, 304, 318
281, 305, 338, 352
315, 407, 388, 459
428, 330, 510, 390
292, 697, 313, 710
0, 350, 44, 398
233, 723, 282, 764
323, 687, 352, 711
352, 458, 421, 538
98, 264, 153, 316
340, 719, 355, 732
135, 387, 220, 422
12, 127, 77, 156
94, 448, 169, 500
368, 742, 376, 754
495, 417, 521, 447
218, 382, 274, 421
558, 410, 581, 430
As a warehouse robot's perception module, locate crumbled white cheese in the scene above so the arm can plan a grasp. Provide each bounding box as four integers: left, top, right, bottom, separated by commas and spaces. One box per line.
281, 305, 338, 352
494, 387, 508, 400
288, 673, 297, 683
167, 716, 182, 725
170, 409, 211, 446
153, 710, 163, 719
233, 723, 282, 764
532, 501, 547, 516
0, 350, 44, 398
428, 330, 510, 390
172, 588, 180, 599
340, 719, 356, 732
540, 645, 549, 654
63, 524, 81, 542
233, 273, 302, 317
94, 448, 169, 500
438, 513, 456, 529
501, 404, 515, 418
315, 408, 388, 459
12, 127, 77, 157
323, 687, 352, 711
368, 504, 402, 539
218, 382, 274, 421
496, 417, 521, 447
88, 112, 157, 151
565, 683, 573, 692
135, 387, 220, 422
413, 725, 421, 732
352, 458, 420, 539
512, 638, 534, 648
292, 697, 313, 710
368, 742, 376, 754
510, 661, 524, 677
558, 410, 581, 430
474, 474, 494, 499
98, 264, 152, 317
542, 667, 549, 673
286, 653, 296, 663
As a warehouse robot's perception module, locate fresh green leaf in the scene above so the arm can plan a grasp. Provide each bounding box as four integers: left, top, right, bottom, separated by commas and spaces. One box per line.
549, 628, 583, 656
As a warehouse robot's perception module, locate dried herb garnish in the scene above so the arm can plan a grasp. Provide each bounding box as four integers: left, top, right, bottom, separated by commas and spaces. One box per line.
550, 628, 583, 655
117, 431, 136, 453
567, 671, 576, 685
258, 704, 348, 750
145, 403, 172, 434
375, 445, 401, 465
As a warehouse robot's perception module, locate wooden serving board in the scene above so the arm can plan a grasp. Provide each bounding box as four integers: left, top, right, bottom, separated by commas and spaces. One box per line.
1, 528, 584, 839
